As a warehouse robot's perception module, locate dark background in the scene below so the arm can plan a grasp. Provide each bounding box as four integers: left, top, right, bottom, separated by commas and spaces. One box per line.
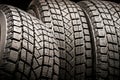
0, 0, 120, 10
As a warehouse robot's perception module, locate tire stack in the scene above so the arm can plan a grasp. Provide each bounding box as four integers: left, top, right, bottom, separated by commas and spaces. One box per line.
0, 0, 119, 80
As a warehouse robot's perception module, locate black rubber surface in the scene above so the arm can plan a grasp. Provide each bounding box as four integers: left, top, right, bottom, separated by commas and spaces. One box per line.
78, 0, 120, 80
103, 1, 120, 79
0, 5, 59, 80
28, 0, 93, 80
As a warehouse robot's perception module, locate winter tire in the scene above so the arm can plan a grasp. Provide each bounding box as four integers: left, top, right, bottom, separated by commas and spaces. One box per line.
28, 0, 93, 80
0, 5, 59, 80
78, 0, 120, 80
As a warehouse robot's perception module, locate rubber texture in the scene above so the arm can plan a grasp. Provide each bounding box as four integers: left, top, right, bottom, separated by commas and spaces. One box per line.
0, 5, 59, 80
28, 0, 93, 80
78, 0, 120, 80
102, 1, 120, 79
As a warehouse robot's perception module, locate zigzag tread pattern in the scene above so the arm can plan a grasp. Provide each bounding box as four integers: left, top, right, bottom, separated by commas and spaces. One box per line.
35, 0, 75, 79
28, 0, 66, 80
57, 0, 93, 80
58, 1, 75, 80
28, 0, 93, 80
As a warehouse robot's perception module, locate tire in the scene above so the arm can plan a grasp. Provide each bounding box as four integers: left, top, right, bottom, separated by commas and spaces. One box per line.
0, 5, 59, 80
28, 0, 93, 80
78, 0, 120, 80
102, 1, 120, 79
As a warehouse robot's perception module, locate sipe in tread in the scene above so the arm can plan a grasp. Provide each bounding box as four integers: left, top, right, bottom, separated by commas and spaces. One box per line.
78, 0, 119, 80
0, 5, 59, 80
101, 1, 120, 79
28, 0, 93, 80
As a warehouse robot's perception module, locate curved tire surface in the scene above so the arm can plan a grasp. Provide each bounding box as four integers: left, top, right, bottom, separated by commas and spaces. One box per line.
0, 5, 59, 80
78, 0, 120, 80
28, 0, 93, 80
